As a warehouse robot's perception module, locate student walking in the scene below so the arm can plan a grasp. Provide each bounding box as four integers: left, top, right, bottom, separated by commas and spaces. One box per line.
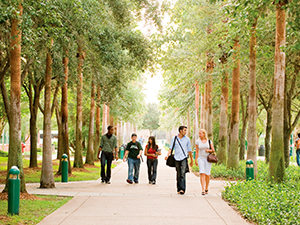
97, 126, 118, 184
295, 133, 300, 166
195, 129, 215, 195
165, 126, 193, 195
123, 133, 143, 184
144, 136, 161, 185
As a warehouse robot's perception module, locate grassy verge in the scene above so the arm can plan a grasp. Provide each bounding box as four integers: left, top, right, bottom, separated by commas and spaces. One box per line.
0, 157, 117, 184
0, 195, 71, 225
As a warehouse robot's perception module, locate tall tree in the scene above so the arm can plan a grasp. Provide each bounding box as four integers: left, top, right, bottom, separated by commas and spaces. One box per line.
86, 80, 95, 165
40, 40, 55, 188
4, 0, 26, 192
227, 40, 240, 169
269, 1, 287, 183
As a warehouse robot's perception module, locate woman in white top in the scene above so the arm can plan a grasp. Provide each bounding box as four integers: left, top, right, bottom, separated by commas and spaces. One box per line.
195, 129, 215, 195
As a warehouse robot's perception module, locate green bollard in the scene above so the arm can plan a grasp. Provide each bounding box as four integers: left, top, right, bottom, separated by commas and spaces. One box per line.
61, 154, 68, 182
8, 166, 20, 215
246, 160, 254, 181
193, 148, 196, 160
120, 146, 124, 159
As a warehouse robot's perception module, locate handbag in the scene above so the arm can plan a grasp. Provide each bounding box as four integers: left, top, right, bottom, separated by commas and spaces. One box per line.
207, 140, 218, 163
166, 136, 177, 167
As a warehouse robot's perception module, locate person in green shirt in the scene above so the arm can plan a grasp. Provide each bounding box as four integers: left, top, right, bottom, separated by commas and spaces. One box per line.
123, 133, 143, 184
97, 126, 118, 184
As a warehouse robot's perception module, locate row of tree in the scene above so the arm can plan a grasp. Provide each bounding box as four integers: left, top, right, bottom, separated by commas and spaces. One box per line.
158, 0, 300, 183
0, 0, 161, 192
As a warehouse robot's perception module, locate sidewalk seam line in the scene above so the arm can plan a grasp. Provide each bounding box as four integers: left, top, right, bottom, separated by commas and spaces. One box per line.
205, 197, 228, 225
58, 196, 91, 225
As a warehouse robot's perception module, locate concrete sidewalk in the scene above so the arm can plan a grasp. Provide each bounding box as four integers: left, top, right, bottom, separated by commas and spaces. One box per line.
23, 152, 249, 225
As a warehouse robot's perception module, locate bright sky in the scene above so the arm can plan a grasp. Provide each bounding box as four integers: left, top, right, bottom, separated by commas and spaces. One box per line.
143, 71, 163, 104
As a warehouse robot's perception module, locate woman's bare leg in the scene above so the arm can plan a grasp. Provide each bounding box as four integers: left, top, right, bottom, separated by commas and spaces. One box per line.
200, 173, 206, 192
205, 174, 210, 191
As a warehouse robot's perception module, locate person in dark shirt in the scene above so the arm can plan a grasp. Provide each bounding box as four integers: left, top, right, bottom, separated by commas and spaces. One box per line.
123, 133, 143, 184
97, 126, 118, 184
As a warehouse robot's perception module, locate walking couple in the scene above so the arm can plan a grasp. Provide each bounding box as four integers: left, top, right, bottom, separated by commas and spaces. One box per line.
123, 133, 161, 184
165, 126, 215, 195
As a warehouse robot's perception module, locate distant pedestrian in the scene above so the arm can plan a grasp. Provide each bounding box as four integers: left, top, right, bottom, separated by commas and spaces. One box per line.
165, 126, 193, 195
295, 133, 300, 166
97, 126, 118, 184
195, 129, 215, 195
138, 136, 145, 147
123, 133, 143, 184
144, 136, 161, 185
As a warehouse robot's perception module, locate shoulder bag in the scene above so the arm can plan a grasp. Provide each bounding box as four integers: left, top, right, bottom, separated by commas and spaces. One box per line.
207, 140, 218, 163
166, 136, 177, 167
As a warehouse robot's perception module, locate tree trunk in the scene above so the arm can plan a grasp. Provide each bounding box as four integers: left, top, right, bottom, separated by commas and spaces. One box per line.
194, 81, 199, 142
200, 92, 205, 128
269, 3, 286, 183
102, 104, 107, 135
55, 104, 62, 161
265, 107, 272, 163
40, 41, 55, 188
206, 56, 213, 140
86, 81, 95, 165
227, 39, 240, 169
247, 20, 258, 176
74, 46, 84, 168
61, 54, 71, 172
203, 83, 208, 130
4, 1, 25, 192
94, 87, 101, 160
240, 94, 249, 161
218, 66, 229, 165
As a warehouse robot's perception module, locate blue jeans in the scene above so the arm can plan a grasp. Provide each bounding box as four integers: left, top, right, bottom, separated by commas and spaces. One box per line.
147, 159, 158, 182
127, 158, 141, 182
175, 159, 188, 193
296, 149, 300, 166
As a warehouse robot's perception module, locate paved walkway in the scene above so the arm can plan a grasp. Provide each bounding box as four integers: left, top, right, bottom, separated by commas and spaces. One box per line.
23, 151, 249, 225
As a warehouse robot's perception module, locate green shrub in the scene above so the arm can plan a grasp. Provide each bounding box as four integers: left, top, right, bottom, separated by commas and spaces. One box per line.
37, 148, 42, 152
0, 150, 8, 157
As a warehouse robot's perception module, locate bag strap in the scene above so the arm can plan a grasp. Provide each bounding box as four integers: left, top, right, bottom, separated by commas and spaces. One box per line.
208, 139, 211, 149
170, 136, 177, 155
107, 136, 115, 152
176, 137, 187, 158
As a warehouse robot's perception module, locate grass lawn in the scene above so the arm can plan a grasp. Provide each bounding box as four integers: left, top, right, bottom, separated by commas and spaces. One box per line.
0, 195, 71, 225
0, 156, 117, 184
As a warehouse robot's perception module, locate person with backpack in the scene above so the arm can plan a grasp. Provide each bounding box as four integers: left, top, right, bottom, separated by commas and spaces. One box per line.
165, 126, 193, 195
295, 133, 300, 166
144, 136, 161, 185
195, 129, 215, 195
97, 126, 118, 184
123, 133, 143, 184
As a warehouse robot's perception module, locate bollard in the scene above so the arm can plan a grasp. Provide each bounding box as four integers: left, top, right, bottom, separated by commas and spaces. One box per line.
246, 160, 254, 181
61, 154, 68, 182
120, 146, 125, 159
193, 148, 196, 160
8, 166, 20, 215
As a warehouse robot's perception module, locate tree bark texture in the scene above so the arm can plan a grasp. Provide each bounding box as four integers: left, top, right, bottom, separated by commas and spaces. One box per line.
86, 81, 95, 165
247, 20, 258, 176
94, 87, 101, 160
269, 3, 286, 182
265, 107, 272, 164
74, 46, 84, 168
227, 40, 240, 169
102, 104, 107, 135
218, 67, 229, 165
40, 42, 55, 188
200, 92, 205, 129
4, 2, 26, 192
194, 81, 199, 143
206, 56, 214, 140
240, 94, 249, 161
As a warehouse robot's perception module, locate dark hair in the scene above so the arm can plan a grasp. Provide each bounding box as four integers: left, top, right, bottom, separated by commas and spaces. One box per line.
107, 125, 113, 131
178, 125, 187, 133
147, 136, 158, 150
298, 133, 300, 138
131, 133, 137, 137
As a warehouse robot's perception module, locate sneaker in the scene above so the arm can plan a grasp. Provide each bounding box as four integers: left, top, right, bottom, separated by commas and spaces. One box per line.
134, 180, 139, 184
126, 179, 133, 184
152, 181, 156, 185
101, 180, 105, 184
149, 181, 152, 184
179, 190, 185, 195
105, 181, 111, 184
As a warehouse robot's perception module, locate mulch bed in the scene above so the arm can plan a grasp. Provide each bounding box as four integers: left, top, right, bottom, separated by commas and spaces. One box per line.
0, 192, 40, 200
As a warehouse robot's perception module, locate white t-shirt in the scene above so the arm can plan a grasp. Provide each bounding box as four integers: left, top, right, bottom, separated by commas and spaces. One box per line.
196, 139, 211, 159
